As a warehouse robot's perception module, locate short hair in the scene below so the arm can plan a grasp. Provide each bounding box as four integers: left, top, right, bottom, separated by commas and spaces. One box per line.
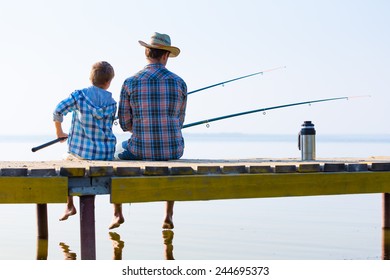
145, 47, 170, 59
90, 61, 115, 87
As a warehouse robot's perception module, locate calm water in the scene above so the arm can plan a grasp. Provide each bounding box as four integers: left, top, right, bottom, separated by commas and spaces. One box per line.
0, 133, 389, 260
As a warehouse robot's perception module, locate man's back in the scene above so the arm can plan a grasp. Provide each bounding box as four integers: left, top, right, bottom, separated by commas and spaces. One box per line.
119, 63, 187, 160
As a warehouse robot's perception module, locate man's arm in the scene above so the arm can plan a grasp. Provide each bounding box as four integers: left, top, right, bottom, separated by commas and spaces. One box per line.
118, 84, 133, 132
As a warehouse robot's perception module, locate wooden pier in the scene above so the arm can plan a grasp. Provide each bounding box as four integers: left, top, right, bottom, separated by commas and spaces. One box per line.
1, 157, 390, 259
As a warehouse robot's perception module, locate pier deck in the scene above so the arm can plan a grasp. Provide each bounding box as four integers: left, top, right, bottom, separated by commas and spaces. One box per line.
1, 157, 390, 202
1, 157, 390, 259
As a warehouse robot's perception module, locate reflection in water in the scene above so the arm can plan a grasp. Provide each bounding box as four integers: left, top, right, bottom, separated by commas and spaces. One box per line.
107, 230, 175, 260
163, 230, 174, 260
382, 229, 390, 260
59, 242, 77, 260
109, 232, 124, 260
36, 238, 48, 260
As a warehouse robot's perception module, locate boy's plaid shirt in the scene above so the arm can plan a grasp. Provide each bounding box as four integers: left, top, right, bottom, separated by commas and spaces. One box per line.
53, 87, 117, 160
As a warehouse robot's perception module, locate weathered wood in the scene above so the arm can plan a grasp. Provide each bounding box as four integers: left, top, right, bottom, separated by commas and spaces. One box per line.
60, 167, 86, 177
36, 238, 48, 260
222, 165, 247, 174
36, 204, 48, 238
384, 193, 390, 229
79, 195, 96, 260
0, 177, 67, 203
249, 165, 273, 173
115, 167, 142, 176
275, 165, 297, 173
170, 166, 196, 175
89, 166, 114, 177
30, 169, 57, 177
144, 166, 170, 176
111, 172, 390, 203
383, 229, 390, 260
1, 168, 28, 176
197, 166, 222, 174
298, 164, 321, 173
347, 163, 368, 172
323, 163, 346, 172
371, 163, 390, 171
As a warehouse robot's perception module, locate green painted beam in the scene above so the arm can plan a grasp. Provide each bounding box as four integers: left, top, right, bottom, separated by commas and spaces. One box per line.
0, 177, 68, 203
111, 172, 390, 203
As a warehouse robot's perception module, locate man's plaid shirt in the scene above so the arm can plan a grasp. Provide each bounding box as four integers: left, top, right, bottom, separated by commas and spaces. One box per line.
118, 63, 187, 160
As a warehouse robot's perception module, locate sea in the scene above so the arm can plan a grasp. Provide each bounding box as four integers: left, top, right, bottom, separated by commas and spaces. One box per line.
0, 133, 389, 260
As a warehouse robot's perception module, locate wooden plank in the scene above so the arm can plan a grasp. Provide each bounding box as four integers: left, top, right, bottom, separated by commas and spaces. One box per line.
111, 172, 390, 203
0, 177, 67, 203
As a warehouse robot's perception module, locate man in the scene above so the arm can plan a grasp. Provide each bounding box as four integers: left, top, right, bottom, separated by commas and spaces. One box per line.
111, 32, 187, 230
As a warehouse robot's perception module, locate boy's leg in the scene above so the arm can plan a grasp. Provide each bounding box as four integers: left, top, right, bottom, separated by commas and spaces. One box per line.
163, 201, 174, 229
109, 203, 125, 229
59, 196, 77, 221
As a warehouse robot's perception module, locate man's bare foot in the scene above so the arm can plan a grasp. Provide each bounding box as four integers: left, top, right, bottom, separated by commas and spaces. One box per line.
162, 217, 174, 229
59, 207, 77, 221
108, 216, 125, 230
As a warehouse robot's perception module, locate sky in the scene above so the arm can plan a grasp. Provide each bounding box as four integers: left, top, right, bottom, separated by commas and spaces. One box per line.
0, 0, 389, 137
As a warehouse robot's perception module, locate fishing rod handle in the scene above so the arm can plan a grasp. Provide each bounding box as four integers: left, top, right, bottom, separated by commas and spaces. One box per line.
31, 137, 68, 152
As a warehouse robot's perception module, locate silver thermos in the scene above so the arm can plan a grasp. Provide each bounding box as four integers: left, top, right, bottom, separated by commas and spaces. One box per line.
298, 121, 316, 161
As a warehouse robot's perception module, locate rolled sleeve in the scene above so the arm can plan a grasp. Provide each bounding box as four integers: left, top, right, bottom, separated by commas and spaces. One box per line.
118, 84, 133, 132
53, 92, 78, 122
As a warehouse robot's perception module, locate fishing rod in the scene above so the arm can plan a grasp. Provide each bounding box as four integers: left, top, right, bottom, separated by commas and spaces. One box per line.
32, 96, 368, 151
111, 66, 286, 121
182, 95, 368, 129
188, 66, 286, 95
31, 137, 68, 152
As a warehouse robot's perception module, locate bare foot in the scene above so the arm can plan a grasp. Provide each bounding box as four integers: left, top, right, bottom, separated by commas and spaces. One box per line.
162, 217, 174, 229
108, 216, 125, 230
59, 207, 77, 221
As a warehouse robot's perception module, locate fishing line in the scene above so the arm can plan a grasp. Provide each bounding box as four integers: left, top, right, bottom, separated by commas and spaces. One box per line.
188, 66, 286, 95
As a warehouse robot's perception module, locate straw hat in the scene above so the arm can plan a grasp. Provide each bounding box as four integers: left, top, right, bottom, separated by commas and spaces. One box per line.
138, 32, 180, 57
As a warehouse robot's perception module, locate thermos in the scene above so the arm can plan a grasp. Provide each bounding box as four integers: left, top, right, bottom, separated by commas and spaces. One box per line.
298, 121, 316, 160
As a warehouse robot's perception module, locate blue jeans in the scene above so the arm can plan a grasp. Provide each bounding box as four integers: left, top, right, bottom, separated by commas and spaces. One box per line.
117, 140, 140, 160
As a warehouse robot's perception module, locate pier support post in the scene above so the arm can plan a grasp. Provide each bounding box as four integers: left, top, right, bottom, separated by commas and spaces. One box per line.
79, 195, 96, 260
36, 237, 48, 260
382, 229, 390, 260
36, 204, 48, 239
383, 193, 390, 229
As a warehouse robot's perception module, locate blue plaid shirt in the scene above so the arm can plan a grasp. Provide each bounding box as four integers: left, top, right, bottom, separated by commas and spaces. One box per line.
53, 86, 117, 160
118, 63, 187, 160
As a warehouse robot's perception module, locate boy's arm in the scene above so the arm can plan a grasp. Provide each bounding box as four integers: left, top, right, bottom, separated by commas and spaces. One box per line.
53, 92, 78, 140
54, 121, 68, 141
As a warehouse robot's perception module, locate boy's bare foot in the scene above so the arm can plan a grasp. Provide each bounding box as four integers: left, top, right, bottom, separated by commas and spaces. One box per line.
108, 216, 125, 230
59, 207, 77, 221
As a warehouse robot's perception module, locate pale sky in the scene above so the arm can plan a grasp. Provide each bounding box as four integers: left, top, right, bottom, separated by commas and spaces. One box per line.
1, 0, 389, 136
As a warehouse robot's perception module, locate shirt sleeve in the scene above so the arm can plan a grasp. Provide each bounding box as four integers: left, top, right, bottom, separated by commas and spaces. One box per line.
53, 91, 78, 122
179, 81, 188, 127
118, 83, 133, 132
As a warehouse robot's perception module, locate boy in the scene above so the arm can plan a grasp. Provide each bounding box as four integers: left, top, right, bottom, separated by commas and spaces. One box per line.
53, 61, 119, 223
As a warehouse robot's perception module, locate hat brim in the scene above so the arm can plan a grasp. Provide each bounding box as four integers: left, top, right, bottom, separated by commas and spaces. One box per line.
138, 40, 180, 57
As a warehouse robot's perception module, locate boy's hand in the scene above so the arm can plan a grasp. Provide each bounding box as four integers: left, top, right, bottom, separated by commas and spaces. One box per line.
56, 132, 68, 142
